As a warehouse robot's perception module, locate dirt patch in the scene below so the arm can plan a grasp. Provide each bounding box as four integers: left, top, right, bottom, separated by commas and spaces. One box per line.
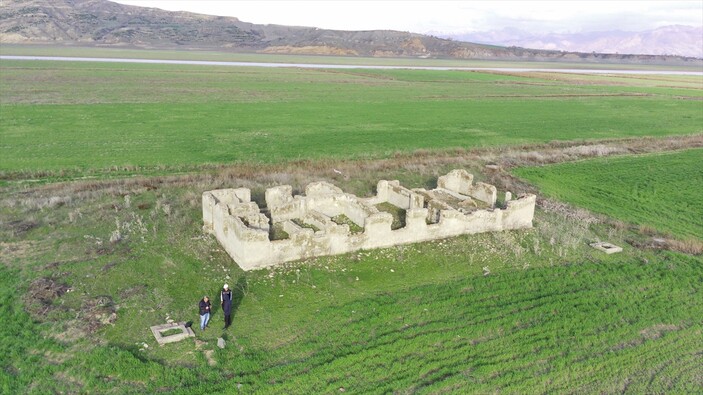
50, 294, 119, 339
611, 338, 643, 351
640, 324, 679, 340
626, 236, 703, 255
260, 45, 358, 56
44, 259, 83, 270
7, 134, 701, 202
24, 277, 71, 315
82, 295, 118, 334
203, 349, 217, 366
664, 238, 703, 255
52, 325, 87, 343
672, 96, 703, 101
119, 284, 147, 299
0, 240, 37, 264
100, 260, 121, 272
477, 93, 652, 99
95, 245, 115, 256
611, 324, 681, 351
43, 350, 73, 365
2, 219, 39, 237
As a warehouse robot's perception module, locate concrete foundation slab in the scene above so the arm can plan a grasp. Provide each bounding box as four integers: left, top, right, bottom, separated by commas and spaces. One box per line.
590, 242, 623, 254
150, 322, 195, 345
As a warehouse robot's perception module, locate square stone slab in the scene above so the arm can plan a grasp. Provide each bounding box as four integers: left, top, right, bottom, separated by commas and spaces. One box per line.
590, 242, 623, 254
150, 322, 195, 345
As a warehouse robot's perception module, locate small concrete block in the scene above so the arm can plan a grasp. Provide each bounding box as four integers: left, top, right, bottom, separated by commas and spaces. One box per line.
590, 242, 623, 254
150, 322, 195, 345
217, 337, 226, 349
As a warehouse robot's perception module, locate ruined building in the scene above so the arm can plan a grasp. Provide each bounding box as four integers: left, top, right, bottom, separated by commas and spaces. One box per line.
203, 169, 536, 271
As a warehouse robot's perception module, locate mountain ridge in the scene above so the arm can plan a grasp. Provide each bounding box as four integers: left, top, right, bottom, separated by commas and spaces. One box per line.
1, 0, 700, 65
438, 25, 703, 59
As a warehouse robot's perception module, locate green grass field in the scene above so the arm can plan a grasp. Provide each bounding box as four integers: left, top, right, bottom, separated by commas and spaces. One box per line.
1, 59, 701, 176
4, 253, 702, 393
1, 54, 702, 393
2, 168, 701, 393
515, 148, 703, 240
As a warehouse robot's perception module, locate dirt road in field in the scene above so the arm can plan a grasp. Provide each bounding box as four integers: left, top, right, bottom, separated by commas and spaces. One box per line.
2, 55, 702, 75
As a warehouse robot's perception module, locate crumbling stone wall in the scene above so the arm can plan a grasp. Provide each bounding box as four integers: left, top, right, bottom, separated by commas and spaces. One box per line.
203, 170, 536, 271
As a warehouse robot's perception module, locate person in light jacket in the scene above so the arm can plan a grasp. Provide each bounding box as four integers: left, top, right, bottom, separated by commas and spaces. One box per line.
221, 284, 233, 329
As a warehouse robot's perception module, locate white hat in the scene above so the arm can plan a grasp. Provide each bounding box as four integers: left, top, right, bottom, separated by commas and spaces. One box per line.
223, 284, 229, 289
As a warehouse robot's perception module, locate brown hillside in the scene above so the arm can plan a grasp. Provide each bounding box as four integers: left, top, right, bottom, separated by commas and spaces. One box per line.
1, 0, 700, 65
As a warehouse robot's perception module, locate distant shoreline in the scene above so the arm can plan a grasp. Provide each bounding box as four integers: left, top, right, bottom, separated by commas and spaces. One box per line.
3, 55, 702, 75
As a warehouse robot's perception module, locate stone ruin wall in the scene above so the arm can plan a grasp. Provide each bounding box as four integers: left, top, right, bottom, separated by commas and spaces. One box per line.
203, 169, 536, 271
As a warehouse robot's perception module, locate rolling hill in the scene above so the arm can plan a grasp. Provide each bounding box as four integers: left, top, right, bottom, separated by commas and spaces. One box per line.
1, 0, 700, 65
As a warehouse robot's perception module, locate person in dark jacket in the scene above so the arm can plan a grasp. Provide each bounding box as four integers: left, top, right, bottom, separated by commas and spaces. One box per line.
221, 284, 233, 329
199, 296, 211, 330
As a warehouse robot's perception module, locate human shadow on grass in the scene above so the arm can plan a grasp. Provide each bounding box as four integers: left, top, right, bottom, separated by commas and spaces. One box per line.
231, 276, 247, 322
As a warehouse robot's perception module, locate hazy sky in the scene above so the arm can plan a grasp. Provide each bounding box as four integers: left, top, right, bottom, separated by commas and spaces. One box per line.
112, 1, 703, 34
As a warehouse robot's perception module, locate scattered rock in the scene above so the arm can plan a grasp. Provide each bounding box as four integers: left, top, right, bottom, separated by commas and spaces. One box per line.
217, 337, 226, 349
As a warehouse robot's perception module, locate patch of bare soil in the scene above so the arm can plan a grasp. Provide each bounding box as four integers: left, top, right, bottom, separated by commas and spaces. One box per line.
481, 93, 652, 99
119, 284, 147, 299
10, 134, 700, 199
203, 349, 217, 366
26, 280, 118, 341
260, 45, 358, 56
52, 326, 87, 343
640, 324, 679, 340
1, 219, 38, 237
627, 236, 703, 256
81, 295, 118, 334
52, 295, 118, 342
0, 240, 37, 265
24, 277, 71, 316
672, 96, 703, 100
